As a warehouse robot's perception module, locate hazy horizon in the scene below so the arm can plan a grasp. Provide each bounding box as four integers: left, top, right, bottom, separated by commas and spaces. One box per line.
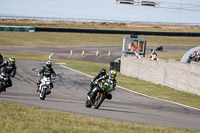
0, 0, 200, 24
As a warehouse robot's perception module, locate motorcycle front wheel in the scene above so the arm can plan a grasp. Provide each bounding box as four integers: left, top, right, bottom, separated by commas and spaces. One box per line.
85, 98, 92, 108
0, 83, 5, 93
94, 91, 104, 109
40, 88, 46, 100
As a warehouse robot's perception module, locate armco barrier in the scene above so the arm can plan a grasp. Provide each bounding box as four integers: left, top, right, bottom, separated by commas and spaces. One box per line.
0, 26, 35, 32
120, 56, 200, 96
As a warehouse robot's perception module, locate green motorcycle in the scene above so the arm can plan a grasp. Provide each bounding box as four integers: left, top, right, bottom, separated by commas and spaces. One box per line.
85, 80, 111, 109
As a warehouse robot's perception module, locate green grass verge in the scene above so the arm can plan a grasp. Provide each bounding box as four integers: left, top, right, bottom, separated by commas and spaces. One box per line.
158, 52, 185, 61
1, 102, 198, 133
2, 52, 200, 109
0, 31, 200, 47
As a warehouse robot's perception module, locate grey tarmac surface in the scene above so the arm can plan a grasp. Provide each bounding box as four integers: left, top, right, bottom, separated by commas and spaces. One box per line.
0, 45, 195, 63
0, 60, 200, 131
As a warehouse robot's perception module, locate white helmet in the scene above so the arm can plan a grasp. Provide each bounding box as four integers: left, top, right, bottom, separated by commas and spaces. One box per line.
46, 61, 52, 68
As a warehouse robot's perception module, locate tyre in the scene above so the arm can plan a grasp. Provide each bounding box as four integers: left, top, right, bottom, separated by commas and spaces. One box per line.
85, 99, 92, 108
40, 87, 46, 100
0, 83, 4, 93
94, 91, 104, 109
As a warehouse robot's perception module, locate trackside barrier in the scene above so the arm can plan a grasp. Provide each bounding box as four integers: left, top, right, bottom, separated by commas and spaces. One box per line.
120, 56, 200, 96
35, 27, 200, 37
110, 61, 120, 72
0, 26, 35, 32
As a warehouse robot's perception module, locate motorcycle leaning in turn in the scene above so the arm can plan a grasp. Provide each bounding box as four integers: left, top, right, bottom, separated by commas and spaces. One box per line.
85, 79, 113, 109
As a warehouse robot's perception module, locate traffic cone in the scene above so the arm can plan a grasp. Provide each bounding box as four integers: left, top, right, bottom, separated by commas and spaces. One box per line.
82, 50, 85, 56
96, 50, 99, 56
70, 49, 73, 56
108, 50, 111, 56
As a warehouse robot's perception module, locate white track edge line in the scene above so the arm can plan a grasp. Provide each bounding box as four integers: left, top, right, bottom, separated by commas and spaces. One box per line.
59, 64, 200, 111
49, 53, 54, 59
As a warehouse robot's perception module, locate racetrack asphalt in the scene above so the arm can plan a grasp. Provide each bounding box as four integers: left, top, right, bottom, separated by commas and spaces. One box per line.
0, 60, 200, 131
0, 45, 195, 63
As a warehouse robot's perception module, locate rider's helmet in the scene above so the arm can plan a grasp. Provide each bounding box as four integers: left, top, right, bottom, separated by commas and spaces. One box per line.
46, 61, 52, 68
8, 57, 15, 67
100, 69, 106, 76
109, 70, 117, 80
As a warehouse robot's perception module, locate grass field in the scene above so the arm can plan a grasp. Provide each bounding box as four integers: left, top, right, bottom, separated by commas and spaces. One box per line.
1, 102, 198, 133
0, 31, 200, 47
0, 20, 200, 47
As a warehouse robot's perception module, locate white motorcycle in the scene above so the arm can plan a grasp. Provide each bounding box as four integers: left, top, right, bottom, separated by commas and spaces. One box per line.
38, 76, 52, 100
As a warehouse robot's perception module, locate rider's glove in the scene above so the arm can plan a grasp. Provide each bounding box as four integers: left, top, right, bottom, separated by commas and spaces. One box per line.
90, 81, 94, 86
108, 88, 113, 92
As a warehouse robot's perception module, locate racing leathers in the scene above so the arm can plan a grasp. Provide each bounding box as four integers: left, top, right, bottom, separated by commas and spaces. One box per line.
89, 73, 116, 100
105, 78, 117, 100
0, 61, 17, 90
37, 66, 56, 92
90, 72, 108, 90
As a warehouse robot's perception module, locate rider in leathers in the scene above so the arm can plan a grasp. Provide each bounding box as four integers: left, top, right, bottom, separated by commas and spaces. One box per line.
0, 57, 17, 91
106, 70, 117, 100
89, 69, 117, 100
89, 69, 108, 90
37, 61, 56, 92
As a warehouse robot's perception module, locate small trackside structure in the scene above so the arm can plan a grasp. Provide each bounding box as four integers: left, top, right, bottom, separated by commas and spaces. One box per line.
122, 37, 147, 57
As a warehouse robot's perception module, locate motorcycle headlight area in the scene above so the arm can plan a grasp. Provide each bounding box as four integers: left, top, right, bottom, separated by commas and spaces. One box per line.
3, 78, 8, 81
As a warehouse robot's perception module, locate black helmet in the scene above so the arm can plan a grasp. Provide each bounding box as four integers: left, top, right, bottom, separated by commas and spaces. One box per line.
46, 61, 52, 68
100, 69, 106, 76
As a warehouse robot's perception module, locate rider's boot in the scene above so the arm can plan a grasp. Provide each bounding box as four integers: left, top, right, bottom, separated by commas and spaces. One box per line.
106, 93, 112, 100
87, 89, 92, 96
2, 84, 7, 92
2, 86, 6, 92
48, 88, 51, 94
36, 83, 40, 92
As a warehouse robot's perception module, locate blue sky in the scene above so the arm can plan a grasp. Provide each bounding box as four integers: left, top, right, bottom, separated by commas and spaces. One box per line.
0, 0, 200, 24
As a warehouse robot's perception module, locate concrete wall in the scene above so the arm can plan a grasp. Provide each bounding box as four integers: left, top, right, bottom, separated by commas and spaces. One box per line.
120, 56, 200, 96
167, 59, 200, 95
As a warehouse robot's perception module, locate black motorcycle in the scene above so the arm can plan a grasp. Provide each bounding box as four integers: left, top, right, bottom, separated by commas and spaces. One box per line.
0, 72, 9, 93
85, 80, 112, 109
